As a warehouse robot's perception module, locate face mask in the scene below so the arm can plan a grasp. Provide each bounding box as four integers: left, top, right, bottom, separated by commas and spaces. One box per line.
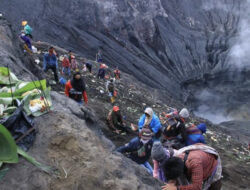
21, 33, 25, 36
141, 139, 150, 144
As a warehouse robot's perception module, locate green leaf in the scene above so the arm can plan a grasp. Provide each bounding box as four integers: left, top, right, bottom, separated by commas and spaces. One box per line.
17, 147, 56, 175
0, 124, 18, 163
0, 80, 47, 98
0, 67, 19, 85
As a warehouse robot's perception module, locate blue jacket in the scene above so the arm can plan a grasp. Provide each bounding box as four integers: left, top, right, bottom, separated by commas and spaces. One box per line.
43, 53, 58, 70
138, 114, 161, 134
116, 137, 153, 164
186, 123, 206, 146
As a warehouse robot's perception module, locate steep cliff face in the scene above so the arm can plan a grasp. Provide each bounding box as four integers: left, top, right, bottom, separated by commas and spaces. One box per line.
0, 1, 249, 120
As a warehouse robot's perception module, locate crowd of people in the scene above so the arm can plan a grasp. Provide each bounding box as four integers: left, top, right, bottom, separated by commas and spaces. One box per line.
115, 107, 222, 190
19, 21, 223, 190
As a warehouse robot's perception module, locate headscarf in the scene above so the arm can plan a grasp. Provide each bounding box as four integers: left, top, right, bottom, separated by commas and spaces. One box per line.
71, 72, 86, 92
144, 107, 153, 126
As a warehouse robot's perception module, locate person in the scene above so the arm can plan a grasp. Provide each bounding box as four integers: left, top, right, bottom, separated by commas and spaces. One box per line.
68, 50, 73, 64
107, 79, 116, 103
96, 50, 103, 62
138, 107, 162, 140
97, 64, 107, 79
161, 108, 189, 149
162, 144, 222, 190
65, 72, 88, 104
116, 127, 154, 175
22, 21, 32, 38
62, 55, 71, 76
20, 30, 32, 53
43, 47, 59, 82
186, 123, 206, 146
85, 62, 92, 73
151, 142, 175, 182
70, 55, 78, 71
82, 64, 87, 72
107, 106, 128, 135
114, 67, 121, 79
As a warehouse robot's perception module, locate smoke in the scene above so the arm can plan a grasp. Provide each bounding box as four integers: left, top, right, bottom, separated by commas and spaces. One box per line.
194, 104, 232, 124
229, 19, 250, 68
193, 89, 233, 124
228, 0, 250, 68
202, 0, 250, 69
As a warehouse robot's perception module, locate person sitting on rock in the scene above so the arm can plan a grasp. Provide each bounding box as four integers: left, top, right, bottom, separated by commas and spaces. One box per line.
161, 108, 189, 149
185, 123, 206, 146
162, 144, 222, 190
107, 106, 128, 135
22, 20, 33, 38
20, 30, 32, 54
65, 72, 88, 104
116, 127, 154, 175
151, 141, 175, 182
114, 67, 121, 79
62, 55, 71, 76
138, 107, 162, 140
43, 46, 59, 82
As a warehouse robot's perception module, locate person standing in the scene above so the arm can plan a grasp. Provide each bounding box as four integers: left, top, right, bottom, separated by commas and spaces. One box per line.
43, 47, 59, 82
96, 49, 103, 62
62, 55, 71, 76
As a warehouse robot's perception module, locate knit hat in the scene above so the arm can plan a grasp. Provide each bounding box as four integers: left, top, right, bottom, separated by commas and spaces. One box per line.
152, 142, 169, 162
113, 106, 120, 112
140, 128, 153, 140
179, 108, 189, 119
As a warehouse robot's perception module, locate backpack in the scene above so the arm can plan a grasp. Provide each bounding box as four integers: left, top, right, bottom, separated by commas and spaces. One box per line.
162, 116, 182, 136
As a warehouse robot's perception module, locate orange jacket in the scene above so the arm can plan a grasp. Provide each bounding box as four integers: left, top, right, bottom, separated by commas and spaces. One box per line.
65, 81, 88, 103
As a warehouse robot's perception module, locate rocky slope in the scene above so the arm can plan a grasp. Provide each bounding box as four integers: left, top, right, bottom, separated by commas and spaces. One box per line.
1, 0, 250, 125
0, 16, 250, 189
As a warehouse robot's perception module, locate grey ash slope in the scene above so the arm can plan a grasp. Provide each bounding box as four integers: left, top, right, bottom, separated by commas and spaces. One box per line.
0, 16, 250, 189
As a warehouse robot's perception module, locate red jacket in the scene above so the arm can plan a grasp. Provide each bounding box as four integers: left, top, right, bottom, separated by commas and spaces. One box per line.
62, 58, 70, 67
65, 81, 88, 103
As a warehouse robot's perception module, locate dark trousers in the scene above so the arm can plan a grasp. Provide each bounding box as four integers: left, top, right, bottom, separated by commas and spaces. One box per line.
86, 63, 92, 73
45, 65, 58, 82
116, 124, 129, 133
208, 179, 222, 190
